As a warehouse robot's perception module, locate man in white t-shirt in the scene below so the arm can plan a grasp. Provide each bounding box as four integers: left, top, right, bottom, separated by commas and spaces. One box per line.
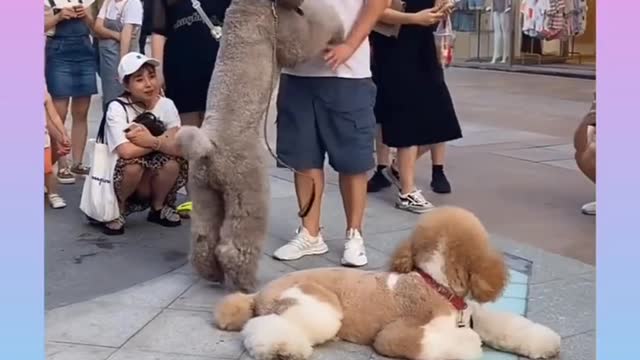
273, 0, 390, 267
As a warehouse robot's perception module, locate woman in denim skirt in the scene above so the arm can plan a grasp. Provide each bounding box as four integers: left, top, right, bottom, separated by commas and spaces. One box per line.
45, 1, 97, 184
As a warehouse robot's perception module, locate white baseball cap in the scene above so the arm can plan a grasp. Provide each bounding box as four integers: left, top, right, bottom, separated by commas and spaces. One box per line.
117, 52, 161, 83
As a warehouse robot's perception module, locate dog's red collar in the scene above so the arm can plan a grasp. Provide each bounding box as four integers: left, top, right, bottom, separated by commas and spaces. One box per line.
416, 269, 467, 311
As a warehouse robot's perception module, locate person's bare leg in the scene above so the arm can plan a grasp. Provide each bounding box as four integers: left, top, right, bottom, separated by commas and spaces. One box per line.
368, 127, 395, 192
116, 164, 145, 212
104, 164, 145, 232
339, 173, 368, 233
150, 159, 180, 210
396, 146, 418, 194
52, 98, 70, 170
417, 145, 430, 159
431, 143, 446, 165
295, 169, 325, 237
430, 142, 452, 194
375, 126, 390, 167
180, 111, 205, 128
70, 96, 91, 167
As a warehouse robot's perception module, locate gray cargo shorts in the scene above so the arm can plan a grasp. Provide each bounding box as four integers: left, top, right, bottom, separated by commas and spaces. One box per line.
275, 74, 377, 175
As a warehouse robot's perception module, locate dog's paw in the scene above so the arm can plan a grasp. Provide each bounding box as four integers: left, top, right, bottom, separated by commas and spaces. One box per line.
453, 328, 484, 360
521, 323, 561, 359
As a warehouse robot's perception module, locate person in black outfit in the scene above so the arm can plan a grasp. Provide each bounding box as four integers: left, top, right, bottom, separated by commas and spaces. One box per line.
150, 0, 232, 127
139, 0, 153, 53
367, 0, 461, 213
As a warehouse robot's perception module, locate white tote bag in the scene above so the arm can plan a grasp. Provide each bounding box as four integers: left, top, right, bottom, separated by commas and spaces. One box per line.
79, 102, 122, 223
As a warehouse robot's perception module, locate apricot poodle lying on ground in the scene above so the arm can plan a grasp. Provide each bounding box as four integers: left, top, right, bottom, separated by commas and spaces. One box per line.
214, 207, 561, 360
176, 0, 344, 291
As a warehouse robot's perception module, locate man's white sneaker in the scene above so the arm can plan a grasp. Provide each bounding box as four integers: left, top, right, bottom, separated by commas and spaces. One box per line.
273, 227, 328, 261
341, 229, 368, 267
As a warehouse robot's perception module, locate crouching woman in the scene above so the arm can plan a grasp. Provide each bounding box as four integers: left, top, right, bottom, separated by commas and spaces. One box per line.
103, 52, 188, 235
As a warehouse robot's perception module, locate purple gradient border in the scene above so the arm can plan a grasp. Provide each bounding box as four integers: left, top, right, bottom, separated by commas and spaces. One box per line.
0, 0, 45, 358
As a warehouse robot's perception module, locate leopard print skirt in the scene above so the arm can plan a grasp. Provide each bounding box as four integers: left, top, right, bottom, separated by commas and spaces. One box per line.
112, 152, 189, 215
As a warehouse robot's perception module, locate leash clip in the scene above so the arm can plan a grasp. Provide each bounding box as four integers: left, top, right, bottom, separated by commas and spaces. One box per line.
456, 311, 466, 328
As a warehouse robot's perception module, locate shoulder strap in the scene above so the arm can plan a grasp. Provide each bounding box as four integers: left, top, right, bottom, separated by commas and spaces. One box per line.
97, 99, 130, 144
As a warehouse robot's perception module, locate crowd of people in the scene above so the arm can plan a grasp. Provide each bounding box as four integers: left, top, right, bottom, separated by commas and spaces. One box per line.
44, 0, 595, 267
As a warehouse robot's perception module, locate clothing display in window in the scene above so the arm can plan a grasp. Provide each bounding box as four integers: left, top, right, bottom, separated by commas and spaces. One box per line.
520, 0, 588, 40
451, 0, 478, 32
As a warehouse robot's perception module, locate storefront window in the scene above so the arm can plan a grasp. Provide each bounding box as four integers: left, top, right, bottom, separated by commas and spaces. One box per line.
452, 0, 595, 75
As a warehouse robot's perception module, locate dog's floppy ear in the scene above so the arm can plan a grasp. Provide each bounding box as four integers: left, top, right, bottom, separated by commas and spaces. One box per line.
277, 0, 304, 9
389, 240, 414, 273
469, 250, 508, 303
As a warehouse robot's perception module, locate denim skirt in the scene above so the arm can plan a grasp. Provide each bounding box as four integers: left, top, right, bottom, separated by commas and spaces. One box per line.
45, 36, 98, 98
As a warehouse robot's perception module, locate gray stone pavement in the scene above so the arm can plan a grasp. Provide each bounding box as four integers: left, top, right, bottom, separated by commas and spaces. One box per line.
45, 175, 595, 360
47, 68, 595, 359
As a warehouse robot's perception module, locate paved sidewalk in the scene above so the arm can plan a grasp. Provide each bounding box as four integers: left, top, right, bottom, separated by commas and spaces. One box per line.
45, 174, 595, 360
47, 68, 595, 359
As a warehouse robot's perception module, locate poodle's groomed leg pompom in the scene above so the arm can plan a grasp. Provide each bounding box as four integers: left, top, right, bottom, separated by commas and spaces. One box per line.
242, 314, 313, 360
176, 125, 214, 161
214, 292, 256, 331
470, 302, 561, 359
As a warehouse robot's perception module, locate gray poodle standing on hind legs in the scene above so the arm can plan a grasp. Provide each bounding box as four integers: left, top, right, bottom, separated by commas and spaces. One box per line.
176, 0, 345, 292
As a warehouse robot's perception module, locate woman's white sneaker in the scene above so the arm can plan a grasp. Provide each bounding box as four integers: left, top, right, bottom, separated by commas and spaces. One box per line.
341, 229, 368, 267
273, 227, 328, 261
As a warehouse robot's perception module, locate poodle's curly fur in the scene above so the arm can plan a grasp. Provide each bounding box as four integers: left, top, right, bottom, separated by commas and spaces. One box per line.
213, 207, 562, 360
176, 0, 344, 292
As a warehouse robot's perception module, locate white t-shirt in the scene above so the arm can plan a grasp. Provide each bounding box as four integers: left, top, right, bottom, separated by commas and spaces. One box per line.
98, 0, 143, 25
282, 0, 371, 79
105, 97, 181, 154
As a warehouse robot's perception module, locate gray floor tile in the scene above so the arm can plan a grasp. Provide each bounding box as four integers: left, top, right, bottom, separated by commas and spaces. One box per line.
124, 309, 244, 358
490, 235, 594, 284
171, 256, 293, 311
541, 159, 579, 171
493, 147, 573, 162
239, 341, 372, 360
108, 349, 236, 360
97, 273, 197, 308
527, 277, 595, 337
557, 331, 595, 360
46, 342, 115, 360
46, 301, 161, 348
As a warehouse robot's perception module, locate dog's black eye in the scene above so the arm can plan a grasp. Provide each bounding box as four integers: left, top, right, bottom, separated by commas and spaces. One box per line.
295, 7, 304, 16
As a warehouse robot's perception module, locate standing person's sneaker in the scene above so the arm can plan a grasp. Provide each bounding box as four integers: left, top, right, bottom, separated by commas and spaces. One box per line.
341, 229, 368, 267
56, 167, 76, 184
581, 201, 596, 215
396, 189, 435, 213
47, 193, 67, 209
430, 165, 451, 194
70, 163, 91, 176
367, 166, 392, 193
273, 227, 328, 260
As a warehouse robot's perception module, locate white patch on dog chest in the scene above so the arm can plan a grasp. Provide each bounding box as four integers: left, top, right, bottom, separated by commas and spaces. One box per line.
418, 314, 483, 360
386, 273, 400, 290
418, 249, 450, 288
